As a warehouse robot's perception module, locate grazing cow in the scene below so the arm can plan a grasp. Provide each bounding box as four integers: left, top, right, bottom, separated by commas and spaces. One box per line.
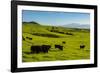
62, 41, 66, 44
26, 37, 32, 40
55, 45, 63, 51
80, 44, 85, 49
31, 45, 51, 54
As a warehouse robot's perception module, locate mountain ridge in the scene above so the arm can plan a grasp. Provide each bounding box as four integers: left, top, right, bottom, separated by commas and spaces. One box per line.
62, 23, 90, 29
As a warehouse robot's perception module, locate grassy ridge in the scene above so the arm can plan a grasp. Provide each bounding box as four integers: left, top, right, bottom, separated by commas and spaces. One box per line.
22, 22, 90, 62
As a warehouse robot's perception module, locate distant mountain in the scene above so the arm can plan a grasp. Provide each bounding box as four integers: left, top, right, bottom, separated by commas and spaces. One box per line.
62, 23, 90, 29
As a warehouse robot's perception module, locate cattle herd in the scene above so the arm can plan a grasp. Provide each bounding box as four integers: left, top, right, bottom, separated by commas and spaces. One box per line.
23, 36, 86, 54
31, 44, 64, 54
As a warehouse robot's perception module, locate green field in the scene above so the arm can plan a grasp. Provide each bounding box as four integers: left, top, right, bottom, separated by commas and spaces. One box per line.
22, 22, 90, 62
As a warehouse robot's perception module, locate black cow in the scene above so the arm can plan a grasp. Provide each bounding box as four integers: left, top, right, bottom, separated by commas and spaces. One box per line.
62, 41, 66, 44
55, 45, 63, 51
26, 37, 32, 40
80, 44, 85, 49
31, 45, 51, 54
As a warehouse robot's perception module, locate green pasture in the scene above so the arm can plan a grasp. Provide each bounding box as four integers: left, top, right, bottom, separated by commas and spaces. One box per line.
22, 22, 90, 62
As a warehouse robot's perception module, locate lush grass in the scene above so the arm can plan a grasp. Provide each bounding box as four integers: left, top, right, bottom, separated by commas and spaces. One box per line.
22, 23, 90, 62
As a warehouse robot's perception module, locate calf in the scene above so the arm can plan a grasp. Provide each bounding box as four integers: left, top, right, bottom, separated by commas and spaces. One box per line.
80, 44, 85, 49
55, 45, 63, 51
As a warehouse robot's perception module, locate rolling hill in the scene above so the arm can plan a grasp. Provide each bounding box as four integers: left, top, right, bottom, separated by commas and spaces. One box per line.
22, 21, 90, 62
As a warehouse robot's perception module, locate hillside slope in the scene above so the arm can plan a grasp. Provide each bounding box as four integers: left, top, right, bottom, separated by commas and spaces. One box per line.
22, 22, 90, 62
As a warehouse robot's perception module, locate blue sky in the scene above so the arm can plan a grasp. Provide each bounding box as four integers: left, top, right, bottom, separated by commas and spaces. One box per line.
22, 10, 90, 26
